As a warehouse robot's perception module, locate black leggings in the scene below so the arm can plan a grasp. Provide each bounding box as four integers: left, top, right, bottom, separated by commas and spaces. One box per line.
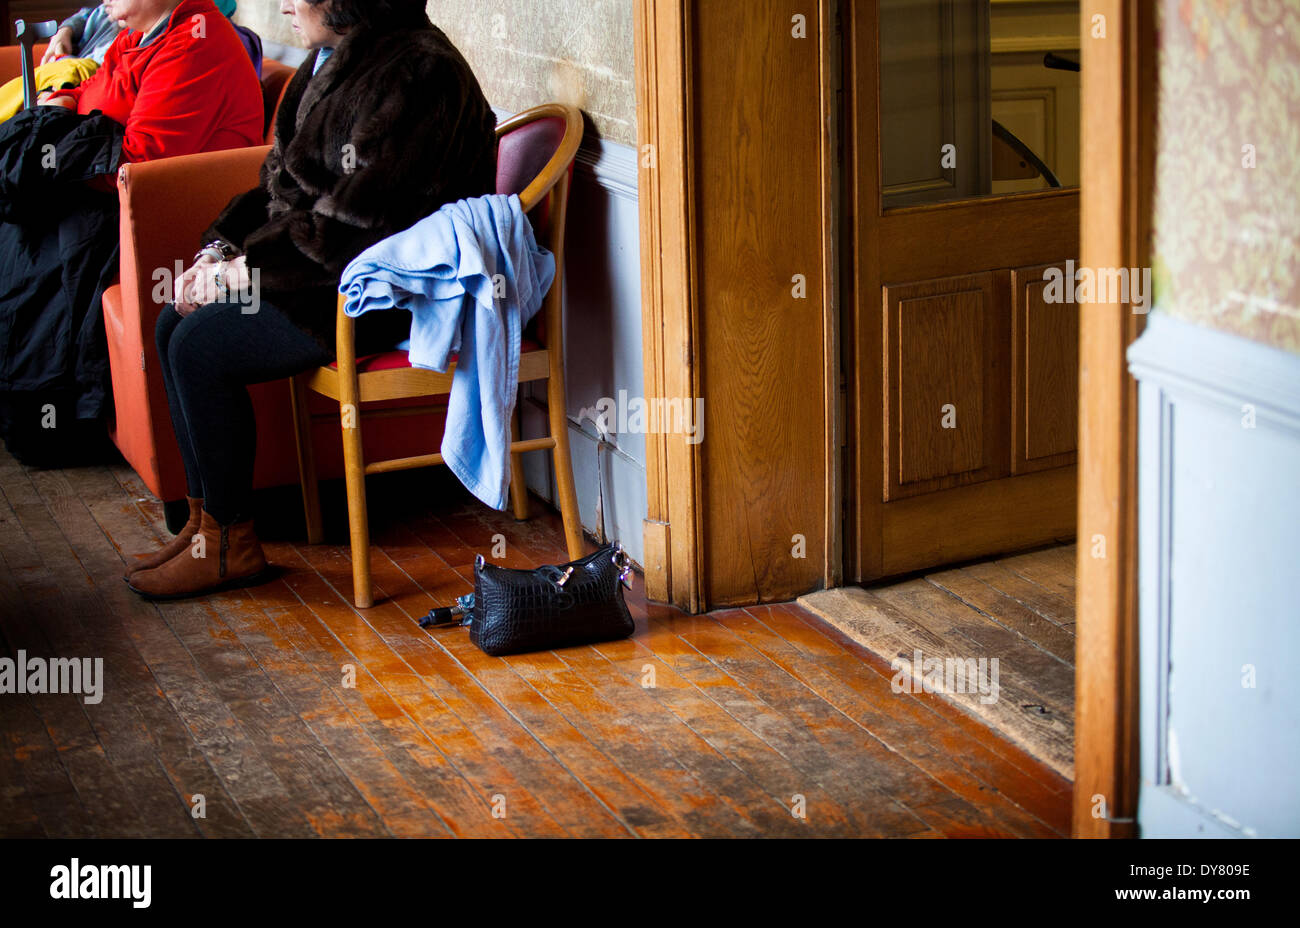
155, 299, 410, 525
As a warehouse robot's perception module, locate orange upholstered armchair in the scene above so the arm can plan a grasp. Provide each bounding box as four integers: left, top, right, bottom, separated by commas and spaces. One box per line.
100, 59, 309, 528
2, 30, 295, 513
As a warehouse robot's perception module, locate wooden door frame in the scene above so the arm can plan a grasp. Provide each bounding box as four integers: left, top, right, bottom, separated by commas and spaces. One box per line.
634, 0, 842, 612
634, 0, 705, 611
1073, 0, 1155, 838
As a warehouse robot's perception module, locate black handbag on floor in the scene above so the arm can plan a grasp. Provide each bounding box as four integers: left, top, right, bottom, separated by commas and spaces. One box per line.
419, 543, 635, 656
419, 426, 634, 655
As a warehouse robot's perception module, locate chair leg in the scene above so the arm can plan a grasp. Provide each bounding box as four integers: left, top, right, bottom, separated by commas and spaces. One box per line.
289, 375, 324, 545
508, 404, 530, 521
339, 400, 373, 609
547, 386, 585, 561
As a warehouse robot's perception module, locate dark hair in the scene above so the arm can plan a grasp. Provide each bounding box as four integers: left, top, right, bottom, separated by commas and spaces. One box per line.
306, 0, 428, 33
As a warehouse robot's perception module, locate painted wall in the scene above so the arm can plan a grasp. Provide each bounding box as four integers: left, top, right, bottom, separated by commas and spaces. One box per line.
516, 131, 646, 566
1131, 316, 1300, 838
232, 0, 295, 45
234, 0, 636, 146
1151, 0, 1300, 355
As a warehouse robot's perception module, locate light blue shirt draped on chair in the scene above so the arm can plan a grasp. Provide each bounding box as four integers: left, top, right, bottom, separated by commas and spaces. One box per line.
339, 194, 555, 511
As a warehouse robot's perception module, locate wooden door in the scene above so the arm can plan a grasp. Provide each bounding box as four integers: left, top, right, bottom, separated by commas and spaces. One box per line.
849, 0, 1080, 583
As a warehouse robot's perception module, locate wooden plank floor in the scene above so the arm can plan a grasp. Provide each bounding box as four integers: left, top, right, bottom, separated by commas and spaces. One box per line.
800, 545, 1077, 779
0, 448, 1071, 837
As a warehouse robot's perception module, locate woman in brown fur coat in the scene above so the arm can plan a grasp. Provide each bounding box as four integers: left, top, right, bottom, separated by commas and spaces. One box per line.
126, 0, 498, 600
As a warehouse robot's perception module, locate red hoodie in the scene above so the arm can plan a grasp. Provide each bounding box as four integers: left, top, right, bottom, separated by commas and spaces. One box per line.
62, 0, 263, 165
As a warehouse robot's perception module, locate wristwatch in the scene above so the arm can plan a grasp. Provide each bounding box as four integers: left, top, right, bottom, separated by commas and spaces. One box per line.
195, 239, 240, 264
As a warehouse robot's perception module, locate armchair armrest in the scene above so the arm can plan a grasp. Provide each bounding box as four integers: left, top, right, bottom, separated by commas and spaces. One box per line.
116, 144, 270, 332
104, 145, 269, 499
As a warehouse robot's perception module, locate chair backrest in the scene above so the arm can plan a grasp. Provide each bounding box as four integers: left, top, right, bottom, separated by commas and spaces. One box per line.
493, 104, 584, 346
260, 59, 295, 144
495, 104, 583, 250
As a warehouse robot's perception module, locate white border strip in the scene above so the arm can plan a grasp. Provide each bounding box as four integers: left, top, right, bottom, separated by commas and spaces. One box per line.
1128, 313, 1300, 435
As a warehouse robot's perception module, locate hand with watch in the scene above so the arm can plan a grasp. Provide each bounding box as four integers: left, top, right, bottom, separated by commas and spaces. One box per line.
174, 240, 249, 317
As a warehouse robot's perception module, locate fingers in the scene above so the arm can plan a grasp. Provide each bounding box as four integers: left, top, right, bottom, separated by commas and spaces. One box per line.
174, 265, 207, 307
176, 281, 198, 309
173, 261, 234, 311
173, 269, 191, 306
44, 29, 72, 64
225, 257, 248, 292
191, 271, 216, 308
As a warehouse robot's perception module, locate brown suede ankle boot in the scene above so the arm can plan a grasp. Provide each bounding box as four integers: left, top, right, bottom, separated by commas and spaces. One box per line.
126, 510, 269, 601
123, 497, 204, 580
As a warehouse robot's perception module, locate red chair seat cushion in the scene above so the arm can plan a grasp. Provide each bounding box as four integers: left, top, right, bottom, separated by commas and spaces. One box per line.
330, 335, 543, 373
335, 351, 415, 373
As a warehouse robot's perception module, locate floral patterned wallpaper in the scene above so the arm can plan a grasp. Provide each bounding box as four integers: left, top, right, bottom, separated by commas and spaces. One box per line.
1152, 0, 1300, 355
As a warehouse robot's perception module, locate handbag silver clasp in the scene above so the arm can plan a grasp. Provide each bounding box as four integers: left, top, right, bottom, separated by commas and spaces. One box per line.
611, 544, 633, 590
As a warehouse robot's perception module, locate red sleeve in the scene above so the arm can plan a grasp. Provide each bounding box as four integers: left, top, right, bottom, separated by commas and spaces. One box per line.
118, 32, 246, 164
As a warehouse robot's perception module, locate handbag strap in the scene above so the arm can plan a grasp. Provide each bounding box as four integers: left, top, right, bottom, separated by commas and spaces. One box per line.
420, 592, 474, 628
593, 433, 611, 545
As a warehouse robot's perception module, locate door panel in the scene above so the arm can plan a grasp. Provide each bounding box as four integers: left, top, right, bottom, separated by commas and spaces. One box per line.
880, 466, 1077, 575
880, 0, 991, 206
885, 272, 1008, 499
879, 193, 1079, 281
1012, 262, 1079, 473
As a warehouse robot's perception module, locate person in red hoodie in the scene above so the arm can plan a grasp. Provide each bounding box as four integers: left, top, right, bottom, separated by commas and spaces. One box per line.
42, 0, 264, 164
0, 0, 264, 466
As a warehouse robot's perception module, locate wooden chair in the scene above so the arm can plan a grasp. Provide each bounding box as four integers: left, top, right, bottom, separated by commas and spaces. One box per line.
289, 103, 586, 609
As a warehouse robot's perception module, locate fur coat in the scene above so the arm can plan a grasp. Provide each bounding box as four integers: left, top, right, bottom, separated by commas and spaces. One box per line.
203, 16, 498, 349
